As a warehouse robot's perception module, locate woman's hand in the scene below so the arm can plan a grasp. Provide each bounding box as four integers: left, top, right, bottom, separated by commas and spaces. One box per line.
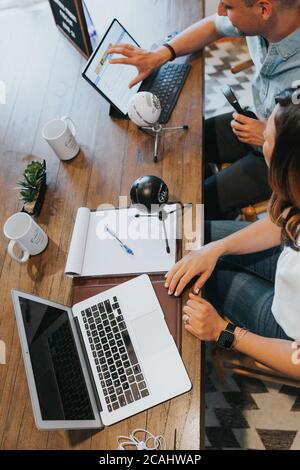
231, 113, 266, 147
165, 241, 225, 297
183, 293, 227, 342
107, 44, 170, 88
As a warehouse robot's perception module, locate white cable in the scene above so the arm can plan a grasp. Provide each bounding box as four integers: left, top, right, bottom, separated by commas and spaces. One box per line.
117, 428, 166, 450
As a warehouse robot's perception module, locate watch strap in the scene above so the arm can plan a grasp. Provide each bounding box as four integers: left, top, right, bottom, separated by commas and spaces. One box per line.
225, 322, 237, 334
163, 43, 177, 61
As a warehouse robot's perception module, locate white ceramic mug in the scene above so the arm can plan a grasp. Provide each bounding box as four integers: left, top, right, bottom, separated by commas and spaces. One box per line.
42, 116, 80, 161
3, 212, 48, 263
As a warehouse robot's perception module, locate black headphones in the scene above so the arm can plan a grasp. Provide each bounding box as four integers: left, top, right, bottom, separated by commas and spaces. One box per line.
130, 175, 169, 213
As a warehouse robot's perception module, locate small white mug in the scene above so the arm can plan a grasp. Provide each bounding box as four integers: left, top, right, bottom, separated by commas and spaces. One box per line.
3, 212, 48, 263
42, 116, 80, 161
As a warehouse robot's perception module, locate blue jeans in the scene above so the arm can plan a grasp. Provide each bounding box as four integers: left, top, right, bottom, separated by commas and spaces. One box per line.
204, 221, 291, 340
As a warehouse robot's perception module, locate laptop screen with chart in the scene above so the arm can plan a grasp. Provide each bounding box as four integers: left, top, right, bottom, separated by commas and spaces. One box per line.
82, 18, 141, 115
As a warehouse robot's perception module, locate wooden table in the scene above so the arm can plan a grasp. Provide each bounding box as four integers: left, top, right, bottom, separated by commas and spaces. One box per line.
0, 0, 204, 450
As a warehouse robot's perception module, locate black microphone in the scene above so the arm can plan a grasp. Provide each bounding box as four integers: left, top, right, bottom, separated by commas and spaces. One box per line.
130, 176, 170, 253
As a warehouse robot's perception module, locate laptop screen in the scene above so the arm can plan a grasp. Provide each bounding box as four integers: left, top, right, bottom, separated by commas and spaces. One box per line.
82, 18, 141, 115
19, 297, 95, 421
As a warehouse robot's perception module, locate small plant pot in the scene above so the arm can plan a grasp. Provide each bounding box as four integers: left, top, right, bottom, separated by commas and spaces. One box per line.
22, 177, 47, 216
20, 160, 47, 217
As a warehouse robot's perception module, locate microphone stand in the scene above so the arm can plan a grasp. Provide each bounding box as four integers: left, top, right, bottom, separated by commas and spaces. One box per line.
140, 123, 188, 163
134, 204, 185, 254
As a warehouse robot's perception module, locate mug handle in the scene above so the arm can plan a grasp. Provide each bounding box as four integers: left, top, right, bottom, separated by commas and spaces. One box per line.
61, 116, 76, 137
8, 241, 30, 263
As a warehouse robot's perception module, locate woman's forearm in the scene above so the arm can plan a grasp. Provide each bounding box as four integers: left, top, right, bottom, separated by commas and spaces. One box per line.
214, 216, 281, 257
234, 328, 300, 380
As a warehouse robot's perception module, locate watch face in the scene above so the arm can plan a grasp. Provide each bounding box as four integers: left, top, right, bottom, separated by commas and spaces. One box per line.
218, 330, 234, 349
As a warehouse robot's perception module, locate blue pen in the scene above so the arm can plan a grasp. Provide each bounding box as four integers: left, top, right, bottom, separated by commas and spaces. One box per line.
105, 225, 134, 255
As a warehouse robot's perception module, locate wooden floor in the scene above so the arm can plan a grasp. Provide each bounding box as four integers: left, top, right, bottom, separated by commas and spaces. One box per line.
0, 1, 204, 450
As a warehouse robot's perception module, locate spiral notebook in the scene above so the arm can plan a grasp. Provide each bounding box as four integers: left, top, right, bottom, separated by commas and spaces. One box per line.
65, 205, 181, 277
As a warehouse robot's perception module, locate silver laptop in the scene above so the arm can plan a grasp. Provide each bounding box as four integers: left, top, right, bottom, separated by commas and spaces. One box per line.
12, 274, 191, 430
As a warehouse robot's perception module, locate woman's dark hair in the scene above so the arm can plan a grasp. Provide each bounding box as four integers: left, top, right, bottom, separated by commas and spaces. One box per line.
269, 88, 300, 247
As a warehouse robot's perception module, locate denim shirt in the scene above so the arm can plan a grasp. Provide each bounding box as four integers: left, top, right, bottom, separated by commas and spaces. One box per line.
215, 15, 300, 119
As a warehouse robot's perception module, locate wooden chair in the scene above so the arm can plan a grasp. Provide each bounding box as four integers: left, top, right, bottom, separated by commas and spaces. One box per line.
231, 59, 254, 75
240, 200, 269, 222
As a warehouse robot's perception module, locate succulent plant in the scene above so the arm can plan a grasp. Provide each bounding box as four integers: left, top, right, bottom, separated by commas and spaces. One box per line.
17, 161, 46, 204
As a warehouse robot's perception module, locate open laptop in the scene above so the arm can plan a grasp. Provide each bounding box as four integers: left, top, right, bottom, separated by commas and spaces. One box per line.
82, 18, 191, 123
12, 274, 191, 430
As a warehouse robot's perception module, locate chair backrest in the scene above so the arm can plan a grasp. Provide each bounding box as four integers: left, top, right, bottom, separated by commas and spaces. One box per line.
231, 58, 254, 75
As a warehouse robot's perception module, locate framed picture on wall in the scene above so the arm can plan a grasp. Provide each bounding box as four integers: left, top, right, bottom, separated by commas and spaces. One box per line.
48, 0, 93, 59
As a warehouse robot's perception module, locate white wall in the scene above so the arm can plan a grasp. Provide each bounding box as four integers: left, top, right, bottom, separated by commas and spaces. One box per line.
205, 0, 218, 16
0, 0, 45, 9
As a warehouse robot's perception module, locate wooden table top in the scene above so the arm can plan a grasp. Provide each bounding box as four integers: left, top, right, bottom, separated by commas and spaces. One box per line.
0, 0, 204, 450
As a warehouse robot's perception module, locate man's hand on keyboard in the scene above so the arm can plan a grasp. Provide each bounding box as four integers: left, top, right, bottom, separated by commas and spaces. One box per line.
107, 44, 171, 88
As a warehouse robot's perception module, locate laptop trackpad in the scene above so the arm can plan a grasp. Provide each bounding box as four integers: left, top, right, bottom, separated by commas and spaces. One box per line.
132, 311, 172, 358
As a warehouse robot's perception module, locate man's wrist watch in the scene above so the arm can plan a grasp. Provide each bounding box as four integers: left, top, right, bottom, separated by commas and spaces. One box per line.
217, 322, 237, 349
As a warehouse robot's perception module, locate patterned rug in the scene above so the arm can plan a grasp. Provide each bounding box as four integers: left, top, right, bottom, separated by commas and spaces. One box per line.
204, 41, 300, 450
205, 39, 255, 119
205, 346, 300, 450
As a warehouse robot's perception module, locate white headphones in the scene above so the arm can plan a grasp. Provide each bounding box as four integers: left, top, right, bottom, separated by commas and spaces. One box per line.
117, 428, 166, 450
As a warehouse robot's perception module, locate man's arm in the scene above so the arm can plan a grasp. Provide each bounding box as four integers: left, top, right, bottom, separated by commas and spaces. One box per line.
107, 15, 223, 88
166, 15, 223, 57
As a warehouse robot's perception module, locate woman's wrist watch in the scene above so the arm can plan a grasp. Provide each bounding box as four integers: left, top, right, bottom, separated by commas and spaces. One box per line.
216, 322, 237, 349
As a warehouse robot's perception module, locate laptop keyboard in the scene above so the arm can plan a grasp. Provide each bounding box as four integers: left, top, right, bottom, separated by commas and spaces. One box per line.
81, 296, 150, 413
141, 63, 191, 124
48, 322, 95, 420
